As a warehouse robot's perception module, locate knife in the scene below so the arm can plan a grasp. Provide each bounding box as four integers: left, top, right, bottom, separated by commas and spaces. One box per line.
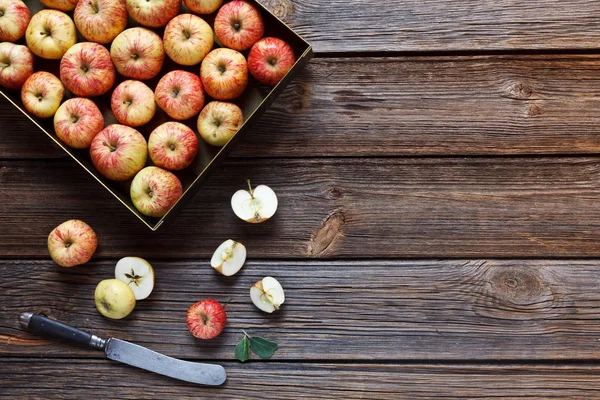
19, 312, 227, 386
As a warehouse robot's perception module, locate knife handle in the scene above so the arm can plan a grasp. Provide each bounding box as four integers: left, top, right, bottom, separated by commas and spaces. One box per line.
20, 313, 106, 350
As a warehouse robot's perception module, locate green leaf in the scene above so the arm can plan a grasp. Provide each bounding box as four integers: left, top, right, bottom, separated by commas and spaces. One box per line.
235, 336, 250, 362
248, 336, 278, 359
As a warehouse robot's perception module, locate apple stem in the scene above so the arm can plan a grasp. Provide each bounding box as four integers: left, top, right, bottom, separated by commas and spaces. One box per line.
247, 179, 254, 198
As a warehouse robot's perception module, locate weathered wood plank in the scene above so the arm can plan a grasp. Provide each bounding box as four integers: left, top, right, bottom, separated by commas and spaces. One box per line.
3, 259, 600, 360
2, 359, 600, 399
6, 55, 600, 159
2, 157, 600, 258
257, 0, 600, 53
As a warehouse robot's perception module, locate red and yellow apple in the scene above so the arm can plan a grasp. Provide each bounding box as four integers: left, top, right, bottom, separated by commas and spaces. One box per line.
130, 166, 182, 217
248, 37, 295, 86
111, 80, 156, 127
74, 0, 128, 44
47, 219, 98, 267
183, 0, 222, 14
40, 0, 77, 12
214, 0, 264, 51
60, 42, 116, 97
110, 27, 165, 80
0, 42, 33, 90
200, 48, 248, 100
90, 124, 148, 181
148, 122, 198, 171
21, 71, 64, 118
155, 70, 204, 120
186, 299, 226, 339
163, 13, 213, 66
0, 0, 30, 42
25, 9, 76, 60
197, 101, 243, 147
54, 98, 104, 149
126, 0, 180, 28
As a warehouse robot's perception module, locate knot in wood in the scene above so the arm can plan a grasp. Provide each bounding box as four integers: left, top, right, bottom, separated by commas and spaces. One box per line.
259, 0, 293, 19
525, 103, 542, 117
308, 210, 345, 257
491, 269, 546, 305
505, 82, 533, 100
326, 186, 343, 199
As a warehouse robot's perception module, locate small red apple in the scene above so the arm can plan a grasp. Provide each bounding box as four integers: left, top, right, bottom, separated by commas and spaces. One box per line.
248, 37, 295, 86
0, 0, 30, 42
214, 0, 263, 51
60, 42, 116, 97
54, 98, 104, 149
47, 219, 98, 267
186, 299, 227, 339
200, 48, 248, 100
148, 122, 198, 171
74, 0, 128, 44
155, 70, 204, 120
0, 42, 34, 90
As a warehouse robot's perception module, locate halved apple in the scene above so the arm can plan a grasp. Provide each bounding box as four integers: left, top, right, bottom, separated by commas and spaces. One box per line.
211, 239, 246, 276
231, 180, 278, 223
114, 257, 155, 300
250, 276, 285, 313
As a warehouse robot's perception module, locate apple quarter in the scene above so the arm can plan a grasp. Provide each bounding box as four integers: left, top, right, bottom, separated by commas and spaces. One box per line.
0, 0, 312, 230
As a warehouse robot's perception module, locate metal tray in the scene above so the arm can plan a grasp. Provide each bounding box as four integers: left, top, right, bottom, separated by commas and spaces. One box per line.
0, 0, 312, 230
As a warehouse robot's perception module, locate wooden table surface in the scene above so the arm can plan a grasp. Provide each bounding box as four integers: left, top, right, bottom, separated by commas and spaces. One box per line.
4, 1, 600, 398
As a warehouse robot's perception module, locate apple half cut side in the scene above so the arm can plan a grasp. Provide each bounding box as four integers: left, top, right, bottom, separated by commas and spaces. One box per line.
231, 181, 278, 223
250, 276, 285, 313
115, 256, 155, 300
210, 239, 246, 276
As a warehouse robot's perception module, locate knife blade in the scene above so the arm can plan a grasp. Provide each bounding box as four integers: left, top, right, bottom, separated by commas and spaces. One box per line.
19, 312, 226, 386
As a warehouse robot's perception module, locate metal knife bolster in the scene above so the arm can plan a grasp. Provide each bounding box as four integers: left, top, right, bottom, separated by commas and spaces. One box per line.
19, 312, 106, 350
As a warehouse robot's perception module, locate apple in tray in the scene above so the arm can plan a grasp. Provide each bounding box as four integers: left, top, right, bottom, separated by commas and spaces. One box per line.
110, 27, 165, 80
155, 70, 205, 120
21, 71, 64, 118
0, 42, 33, 90
74, 0, 128, 44
214, 0, 264, 51
197, 101, 243, 147
0, 0, 30, 42
200, 48, 248, 100
54, 98, 104, 149
26, 9, 76, 60
163, 13, 213, 66
90, 124, 148, 181
130, 166, 183, 218
183, 0, 222, 14
47, 219, 97, 267
40, 0, 77, 12
126, 0, 180, 28
60, 42, 116, 97
148, 122, 198, 171
111, 80, 156, 127
248, 37, 296, 86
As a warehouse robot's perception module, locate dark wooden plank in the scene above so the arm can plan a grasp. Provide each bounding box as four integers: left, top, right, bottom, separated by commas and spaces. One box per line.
6, 55, 600, 159
2, 359, 600, 399
3, 259, 600, 360
2, 157, 600, 258
257, 0, 600, 53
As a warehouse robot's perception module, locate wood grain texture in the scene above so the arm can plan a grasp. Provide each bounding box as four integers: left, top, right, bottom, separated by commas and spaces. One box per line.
257, 0, 600, 53
6, 55, 600, 159
2, 157, 600, 258
3, 359, 600, 399
3, 259, 600, 360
